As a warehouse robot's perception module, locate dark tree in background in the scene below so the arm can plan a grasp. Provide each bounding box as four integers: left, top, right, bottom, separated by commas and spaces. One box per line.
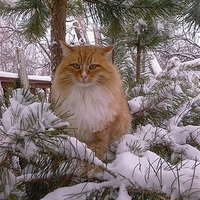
50, 0, 67, 73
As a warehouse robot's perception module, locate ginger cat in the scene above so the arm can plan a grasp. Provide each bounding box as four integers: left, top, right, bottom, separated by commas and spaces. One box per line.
52, 41, 131, 160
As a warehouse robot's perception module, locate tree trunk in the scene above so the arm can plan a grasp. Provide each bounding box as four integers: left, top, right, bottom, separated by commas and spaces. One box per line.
50, 0, 67, 74
73, 21, 85, 44
142, 50, 146, 73
78, 16, 90, 44
136, 36, 141, 83
93, 26, 102, 45
111, 38, 115, 64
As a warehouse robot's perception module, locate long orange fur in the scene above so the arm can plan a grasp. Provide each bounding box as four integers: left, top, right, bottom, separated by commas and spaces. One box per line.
52, 41, 131, 160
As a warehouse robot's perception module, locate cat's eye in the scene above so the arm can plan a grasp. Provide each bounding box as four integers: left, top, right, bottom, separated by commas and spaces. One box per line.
89, 64, 99, 70
72, 63, 80, 69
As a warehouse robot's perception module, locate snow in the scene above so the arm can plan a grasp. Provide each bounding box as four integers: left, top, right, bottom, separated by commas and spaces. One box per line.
181, 58, 200, 69
41, 180, 116, 200
117, 183, 131, 200
149, 52, 163, 75
39, 125, 200, 200
1, 55, 200, 199
134, 18, 147, 35
138, 18, 147, 27
128, 96, 147, 114
157, 21, 165, 32
0, 71, 51, 81
2, 0, 18, 6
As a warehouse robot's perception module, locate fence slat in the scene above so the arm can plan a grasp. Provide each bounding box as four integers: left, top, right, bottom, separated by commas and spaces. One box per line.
16, 47, 30, 88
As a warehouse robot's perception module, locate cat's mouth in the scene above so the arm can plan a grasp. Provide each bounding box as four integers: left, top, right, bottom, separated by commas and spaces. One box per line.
77, 81, 93, 87
76, 77, 93, 86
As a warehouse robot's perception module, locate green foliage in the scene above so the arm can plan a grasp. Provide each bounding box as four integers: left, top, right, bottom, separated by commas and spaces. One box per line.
0, 0, 83, 41
84, 0, 181, 37
150, 143, 173, 164
183, 0, 200, 34
182, 99, 200, 126
0, 0, 51, 41
0, 89, 74, 199
67, 0, 83, 18
0, 0, 185, 42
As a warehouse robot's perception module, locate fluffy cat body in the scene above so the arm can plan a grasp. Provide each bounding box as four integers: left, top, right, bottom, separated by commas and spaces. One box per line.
52, 42, 131, 160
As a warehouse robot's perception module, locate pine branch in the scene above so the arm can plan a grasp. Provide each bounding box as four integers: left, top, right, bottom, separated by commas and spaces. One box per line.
0, 0, 51, 40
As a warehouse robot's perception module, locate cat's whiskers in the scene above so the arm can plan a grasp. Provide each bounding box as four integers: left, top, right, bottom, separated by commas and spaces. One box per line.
93, 81, 101, 89
64, 78, 73, 83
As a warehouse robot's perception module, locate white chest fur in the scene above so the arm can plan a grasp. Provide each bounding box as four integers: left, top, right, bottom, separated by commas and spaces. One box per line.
60, 84, 117, 133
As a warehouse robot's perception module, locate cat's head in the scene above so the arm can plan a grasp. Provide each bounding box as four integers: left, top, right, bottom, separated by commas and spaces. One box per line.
55, 41, 115, 87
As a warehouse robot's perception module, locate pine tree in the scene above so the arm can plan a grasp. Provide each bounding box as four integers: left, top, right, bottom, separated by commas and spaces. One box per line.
0, 0, 184, 72
0, 89, 98, 199
83, 0, 182, 84
1, 56, 200, 199
183, 0, 200, 34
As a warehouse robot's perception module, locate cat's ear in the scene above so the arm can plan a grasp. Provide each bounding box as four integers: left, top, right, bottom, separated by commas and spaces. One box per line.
59, 40, 74, 56
103, 45, 114, 57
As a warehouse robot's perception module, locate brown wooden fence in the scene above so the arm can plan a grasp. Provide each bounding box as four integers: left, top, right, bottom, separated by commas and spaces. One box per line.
0, 71, 51, 106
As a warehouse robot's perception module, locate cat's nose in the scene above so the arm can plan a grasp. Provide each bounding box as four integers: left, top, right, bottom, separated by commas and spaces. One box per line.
81, 73, 87, 80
